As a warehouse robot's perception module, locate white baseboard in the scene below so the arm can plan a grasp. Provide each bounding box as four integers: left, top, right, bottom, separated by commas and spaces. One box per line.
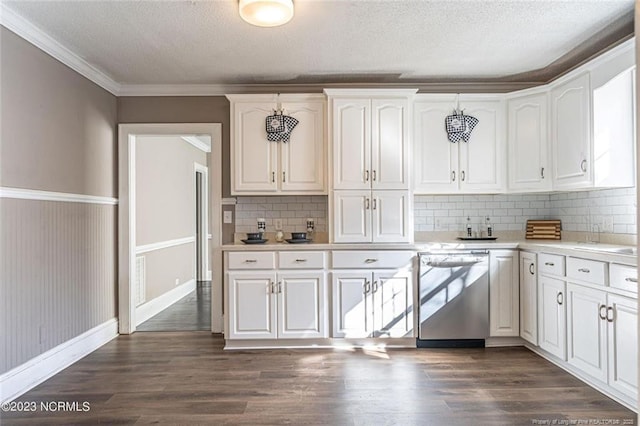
136, 279, 196, 326
0, 318, 118, 404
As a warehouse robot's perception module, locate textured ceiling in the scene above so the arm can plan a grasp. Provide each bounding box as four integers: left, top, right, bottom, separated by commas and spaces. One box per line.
2, 0, 635, 86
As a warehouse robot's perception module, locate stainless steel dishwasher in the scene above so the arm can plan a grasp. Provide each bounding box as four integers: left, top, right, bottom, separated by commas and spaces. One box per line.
417, 250, 489, 348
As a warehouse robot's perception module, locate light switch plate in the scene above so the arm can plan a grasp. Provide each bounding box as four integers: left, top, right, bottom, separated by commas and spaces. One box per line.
275, 219, 283, 230
602, 216, 614, 233
223, 210, 233, 224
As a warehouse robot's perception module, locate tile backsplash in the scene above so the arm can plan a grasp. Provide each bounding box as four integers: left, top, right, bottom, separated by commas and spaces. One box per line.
233, 188, 636, 237
415, 188, 637, 235
235, 196, 327, 233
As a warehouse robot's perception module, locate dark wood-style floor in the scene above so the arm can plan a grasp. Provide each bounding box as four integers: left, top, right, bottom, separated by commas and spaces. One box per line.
2, 333, 636, 425
137, 281, 211, 332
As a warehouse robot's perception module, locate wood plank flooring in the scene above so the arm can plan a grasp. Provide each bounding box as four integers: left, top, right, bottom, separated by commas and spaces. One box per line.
137, 281, 211, 332
2, 333, 636, 425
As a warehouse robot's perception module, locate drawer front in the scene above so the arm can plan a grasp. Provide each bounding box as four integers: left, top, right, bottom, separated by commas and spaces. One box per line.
610, 264, 638, 293
566, 257, 607, 286
278, 251, 326, 269
538, 253, 565, 276
331, 250, 414, 269
227, 252, 276, 270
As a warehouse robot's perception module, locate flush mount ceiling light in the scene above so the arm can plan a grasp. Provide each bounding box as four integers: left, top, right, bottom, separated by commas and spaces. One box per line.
239, 0, 294, 27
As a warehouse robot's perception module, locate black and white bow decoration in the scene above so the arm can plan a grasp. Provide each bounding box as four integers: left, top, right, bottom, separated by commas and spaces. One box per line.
265, 110, 298, 143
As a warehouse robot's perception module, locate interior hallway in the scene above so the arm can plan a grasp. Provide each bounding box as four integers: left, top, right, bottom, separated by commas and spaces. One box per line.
137, 281, 211, 332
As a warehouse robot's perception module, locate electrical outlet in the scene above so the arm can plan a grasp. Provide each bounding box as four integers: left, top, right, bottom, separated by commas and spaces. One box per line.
275, 218, 283, 230
175, 278, 180, 286
602, 216, 614, 233
435, 218, 443, 230
223, 210, 233, 224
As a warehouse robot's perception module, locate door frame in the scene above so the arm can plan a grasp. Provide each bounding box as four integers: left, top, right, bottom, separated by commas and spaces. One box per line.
194, 162, 209, 281
118, 123, 223, 334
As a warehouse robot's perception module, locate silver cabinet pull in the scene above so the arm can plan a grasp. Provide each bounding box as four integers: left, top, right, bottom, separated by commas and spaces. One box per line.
271, 171, 275, 183
529, 264, 535, 275
452, 171, 456, 182
244, 259, 257, 263
372, 280, 379, 293
372, 170, 377, 181
282, 171, 286, 182
625, 277, 638, 283
269, 282, 275, 294
461, 170, 466, 181
606, 306, 614, 323
580, 159, 587, 173
365, 198, 370, 210
372, 199, 377, 210
365, 170, 369, 182
541, 167, 545, 179
599, 305, 607, 320
363, 280, 371, 294
295, 259, 308, 263
556, 292, 563, 305
578, 268, 590, 273
545, 262, 555, 266
278, 281, 282, 294
365, 258, 378, 264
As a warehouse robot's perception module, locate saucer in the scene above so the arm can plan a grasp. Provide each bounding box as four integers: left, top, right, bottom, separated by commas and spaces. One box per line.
241, 239, 268, 244
285, 238, 312, 244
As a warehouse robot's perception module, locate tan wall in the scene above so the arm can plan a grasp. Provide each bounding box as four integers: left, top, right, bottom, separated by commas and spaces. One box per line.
136, 135, 206, 302
0, 28, 117, 197
0, 26, 117, 374
118, 96, 231, 197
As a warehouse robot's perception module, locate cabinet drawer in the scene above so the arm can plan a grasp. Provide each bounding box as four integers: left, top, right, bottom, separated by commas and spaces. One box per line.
610, 264, 638, 293
566, 257, 607, 286
278, 251, 326, 269
331, 250, 414, 269
538, 253, 565, 276
227, 252, 276, 270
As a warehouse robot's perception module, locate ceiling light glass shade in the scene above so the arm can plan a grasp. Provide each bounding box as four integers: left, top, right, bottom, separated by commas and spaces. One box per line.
239, 0, 294, 27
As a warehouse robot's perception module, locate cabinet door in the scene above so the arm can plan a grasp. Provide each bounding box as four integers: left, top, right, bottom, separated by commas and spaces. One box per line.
566, 283, 607, 382
413, 100, 459, 193
459, 99, 506, 193
538, 276, 566, 360
332, 272, 372, 338
371, 98, 409, 190
227, 272, 277, 339
280, 101, 326, 193
519, 251, 538, 345
371, 191, 410, 243
232, 102, 278, 193
277, 272, 327, 339
489, 250, 519, 337
607, 294, 638, 399
551, 73, 592, 189
372, 270, 413, 338
332, 190, 371, 243
508, 92, 551, 192
332, 99, 371, 190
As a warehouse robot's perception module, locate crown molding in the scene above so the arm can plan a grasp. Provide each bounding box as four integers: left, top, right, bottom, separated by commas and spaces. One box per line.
181, 136, 211, 153
0, 3, 121, 95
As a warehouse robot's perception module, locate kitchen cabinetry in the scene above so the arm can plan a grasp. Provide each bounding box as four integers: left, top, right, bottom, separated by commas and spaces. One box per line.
538, 275, 566, 360
413, 95, 505, 194
489, 250, 519, 337
332, 190, 410, 243
226, 251, 327, 339
227, 94, 326, 195
507, 91, 551, 192
331, 250, 414, 338
519, 251, 538, 345
607, 294, 638, 399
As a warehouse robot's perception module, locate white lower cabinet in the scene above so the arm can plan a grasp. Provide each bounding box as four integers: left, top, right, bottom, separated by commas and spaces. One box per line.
538, 275, 566, 360
519, 251, 537, 345
607, 294, 638, 400
489, 250, 519, 337
332, 269, 413, 338
566, 283, 607, 382
228, 270, 327, 340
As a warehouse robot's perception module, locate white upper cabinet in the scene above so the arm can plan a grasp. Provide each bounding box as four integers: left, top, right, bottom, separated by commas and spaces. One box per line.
551, 73, 592, 189
550, 39, 635, 190
507, 90, 551, 192
327, 90, 414, 191
228, 94, 326, 195
413, 95, 505, 194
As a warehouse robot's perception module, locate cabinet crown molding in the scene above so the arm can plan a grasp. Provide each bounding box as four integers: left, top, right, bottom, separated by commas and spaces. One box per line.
323, 88, 418, 98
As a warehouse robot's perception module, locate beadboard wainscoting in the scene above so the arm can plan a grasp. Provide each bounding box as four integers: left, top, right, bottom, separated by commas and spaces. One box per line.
0, 198, 117, 374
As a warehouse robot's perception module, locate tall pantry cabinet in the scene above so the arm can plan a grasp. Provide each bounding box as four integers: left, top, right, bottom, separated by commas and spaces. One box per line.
325, 89, 416, 243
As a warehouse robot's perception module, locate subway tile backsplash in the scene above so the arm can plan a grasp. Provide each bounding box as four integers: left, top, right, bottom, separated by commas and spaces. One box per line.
234, 188, 636, 237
